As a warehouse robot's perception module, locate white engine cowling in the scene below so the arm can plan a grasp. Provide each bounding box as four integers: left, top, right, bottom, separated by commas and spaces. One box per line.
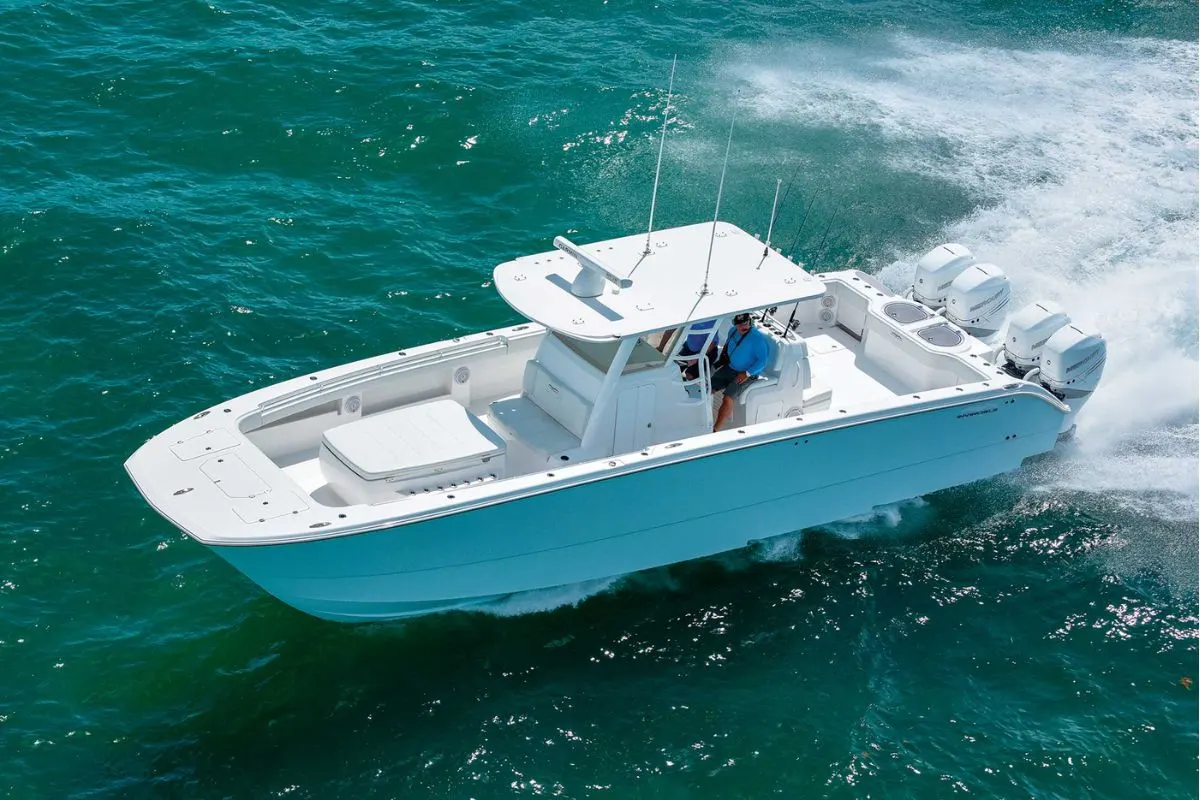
1041, 325, 1106, 399
912, 243, 975, 308
945, 263, 1011, 337
1004, 301, 1071, 371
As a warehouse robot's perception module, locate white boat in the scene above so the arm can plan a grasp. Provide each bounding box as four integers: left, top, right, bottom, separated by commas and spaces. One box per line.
125, 222, 1106, 621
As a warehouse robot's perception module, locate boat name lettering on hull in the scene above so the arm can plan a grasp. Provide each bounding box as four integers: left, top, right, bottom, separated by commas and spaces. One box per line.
956, 406, 998, 419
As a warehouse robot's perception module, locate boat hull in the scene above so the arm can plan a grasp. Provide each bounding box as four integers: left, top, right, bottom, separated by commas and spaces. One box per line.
211, 396, 1061, 622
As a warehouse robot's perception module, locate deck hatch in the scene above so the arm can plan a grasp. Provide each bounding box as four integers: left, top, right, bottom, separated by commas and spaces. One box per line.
883, 301, 932, 324
201, 454, 269, 498
170, 429, 239, 461
917, 323, 965, 347
231, 490, 310, 524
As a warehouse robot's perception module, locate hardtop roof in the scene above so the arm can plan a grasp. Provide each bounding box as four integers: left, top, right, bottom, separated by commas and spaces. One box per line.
493, 221, 825, 341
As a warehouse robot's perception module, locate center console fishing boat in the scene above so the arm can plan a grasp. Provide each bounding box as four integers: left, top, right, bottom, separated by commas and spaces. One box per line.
125, 223, 1105, 621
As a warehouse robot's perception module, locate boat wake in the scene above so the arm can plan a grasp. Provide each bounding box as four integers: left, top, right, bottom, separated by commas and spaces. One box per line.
476, 576, 624, 618
816, 497, 934, 538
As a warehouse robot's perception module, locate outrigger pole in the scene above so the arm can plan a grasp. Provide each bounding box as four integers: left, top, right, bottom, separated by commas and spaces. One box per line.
701, 103, 736, 295
644, 55, 678, 257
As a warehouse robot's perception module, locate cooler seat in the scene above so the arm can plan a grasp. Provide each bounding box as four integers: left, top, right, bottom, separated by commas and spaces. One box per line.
319, 398, 506, 504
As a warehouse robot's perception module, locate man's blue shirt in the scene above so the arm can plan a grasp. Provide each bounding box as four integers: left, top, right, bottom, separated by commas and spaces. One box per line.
724, 324, 770, 376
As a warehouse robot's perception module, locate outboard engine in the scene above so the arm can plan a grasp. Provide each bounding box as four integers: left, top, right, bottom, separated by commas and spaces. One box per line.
1001, 300, 1071, 377
1041, 325, 1107, 400
912, 243, 975, 309
1040, 324, 1107, 435
945, 263, 1011, 337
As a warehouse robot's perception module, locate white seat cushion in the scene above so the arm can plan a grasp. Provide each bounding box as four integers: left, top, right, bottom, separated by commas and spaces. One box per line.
488, 395, 580, 456
322, 398, 505, 481
761, 331, 783, 377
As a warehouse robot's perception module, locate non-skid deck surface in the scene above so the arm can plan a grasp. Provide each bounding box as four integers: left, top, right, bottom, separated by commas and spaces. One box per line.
805, 327, 908, 407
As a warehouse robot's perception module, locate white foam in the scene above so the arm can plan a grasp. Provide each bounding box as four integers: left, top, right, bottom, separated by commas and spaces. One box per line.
1029, 425, 1199, 522
475, 576, 621, 618
835, 496, 925, 527
730, 33, 1198, 525
751, 530, 805, 563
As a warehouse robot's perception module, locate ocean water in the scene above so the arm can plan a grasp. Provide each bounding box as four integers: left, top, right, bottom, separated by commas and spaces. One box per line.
1, 0, 1197, 796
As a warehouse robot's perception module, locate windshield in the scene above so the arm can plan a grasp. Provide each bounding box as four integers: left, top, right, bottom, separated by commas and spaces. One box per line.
551, 331, 674, 375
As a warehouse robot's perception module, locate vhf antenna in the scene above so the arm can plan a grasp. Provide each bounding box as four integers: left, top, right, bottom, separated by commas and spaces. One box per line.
643, 55, 678, 257
701, 103, 737, 295
762, 177, 782, 259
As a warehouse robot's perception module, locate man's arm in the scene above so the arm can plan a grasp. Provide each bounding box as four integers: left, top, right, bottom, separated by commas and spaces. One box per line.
744, 333, 770, 376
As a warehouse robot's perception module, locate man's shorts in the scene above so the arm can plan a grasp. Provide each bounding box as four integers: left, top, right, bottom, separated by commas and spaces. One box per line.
710, 365, 757, 399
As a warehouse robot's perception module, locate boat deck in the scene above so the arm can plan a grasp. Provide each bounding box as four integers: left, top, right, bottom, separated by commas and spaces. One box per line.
804, 326, 910, 407
279, 325, 911, 506
281, 457, 336, 501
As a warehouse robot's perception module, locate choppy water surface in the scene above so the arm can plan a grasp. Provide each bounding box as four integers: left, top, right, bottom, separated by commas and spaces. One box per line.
1, 0, 1196, 797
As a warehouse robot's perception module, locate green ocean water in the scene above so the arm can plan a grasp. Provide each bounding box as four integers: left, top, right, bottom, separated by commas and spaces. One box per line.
2, 0, 1198, 797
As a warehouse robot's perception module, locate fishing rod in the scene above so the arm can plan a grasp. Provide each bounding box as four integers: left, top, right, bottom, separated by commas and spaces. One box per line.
783, 189, 850, 334
759, 160, 808, 261
786, 184, 824, 263
756, 155, 807, 261
813, 190, 850, 264
772, 161, 805, 225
